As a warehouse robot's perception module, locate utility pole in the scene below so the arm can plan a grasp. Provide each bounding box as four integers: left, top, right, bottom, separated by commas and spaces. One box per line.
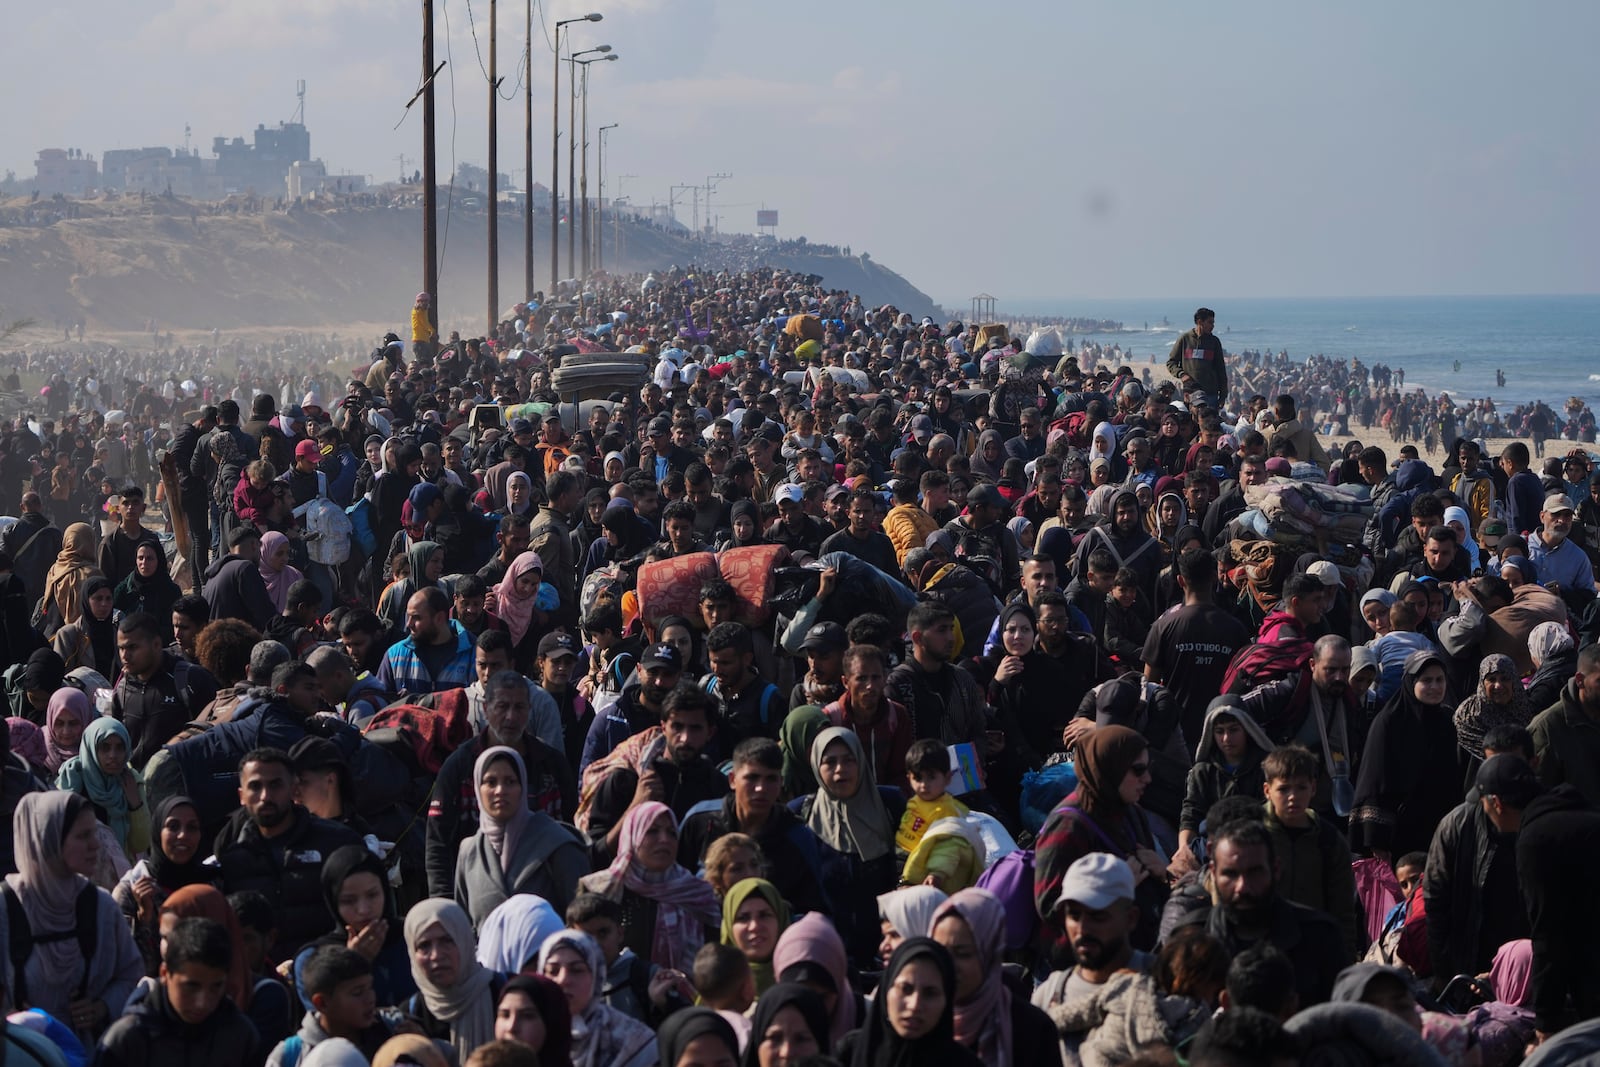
595, 123, 617, 274
567, 51, 576, 280
704, 172, 731, 236
422, 0, 439, 338
576, 56, 616, 275
670, 184, 695, 232
523, 0, 533, 300
552, 15, 603, 290
486, 0, 499, 335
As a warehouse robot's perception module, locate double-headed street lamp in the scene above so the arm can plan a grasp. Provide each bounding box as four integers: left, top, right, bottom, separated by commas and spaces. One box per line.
551, 12, 601, 291
568, 47, 613, 280
594, 123, 618, 274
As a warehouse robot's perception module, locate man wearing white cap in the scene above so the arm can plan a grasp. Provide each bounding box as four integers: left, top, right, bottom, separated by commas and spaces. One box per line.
1529, 493, 1596, 608
1031, 853, 1151, 1060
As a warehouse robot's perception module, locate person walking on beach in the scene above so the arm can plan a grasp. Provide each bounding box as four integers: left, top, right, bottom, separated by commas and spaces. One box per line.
1166, 308, 1226, 409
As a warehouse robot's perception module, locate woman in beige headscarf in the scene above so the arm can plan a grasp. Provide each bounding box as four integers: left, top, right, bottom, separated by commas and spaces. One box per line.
42, 523, 102, 630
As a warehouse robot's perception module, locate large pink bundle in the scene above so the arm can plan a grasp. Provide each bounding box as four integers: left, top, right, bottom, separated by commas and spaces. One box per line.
718, 544, 791, 626
635, 552, 719, 629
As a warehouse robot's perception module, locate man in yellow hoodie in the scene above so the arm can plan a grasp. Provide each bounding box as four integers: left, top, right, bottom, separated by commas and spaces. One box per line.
411, 291, 437, 362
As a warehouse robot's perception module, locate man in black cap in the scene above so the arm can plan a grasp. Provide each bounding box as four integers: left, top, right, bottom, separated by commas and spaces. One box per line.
943, 483, 1022, 590
819, 489, 899, 574
1424, 752, 1535, 989
535, 631, 591, 770
627, 416, 695, 479
790, 621, 847, 710
579, 641, 685, 771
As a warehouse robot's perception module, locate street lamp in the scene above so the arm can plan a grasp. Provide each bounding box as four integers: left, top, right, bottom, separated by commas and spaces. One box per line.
595, 122, 618, 274
568, 46, 611, 280
578, 53, 618, 279
551, 12, 601, 293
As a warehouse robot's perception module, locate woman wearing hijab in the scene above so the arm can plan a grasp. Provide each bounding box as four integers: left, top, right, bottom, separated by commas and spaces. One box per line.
772, 913, 859, 1047
42, 522, 101, 632
495, 974, 574, 1067
722, 878, 791, 996
1442, 505, 1483, 575
6, 791, 143, 1035
983, 603, 1058, 808
538, 929, 657, 1067
796, 727, 904, 968
1033, 725, 1168, 953
876, 886, 949, 965
8, 716, 50, 779
505, 471, 537, 519
1453, 654, 1534, 765
577, 488, 611, 559
43, 685, 94, 775
478, 894, 565, 974
1523, 620, 1577, 717
403, 899, 501, 1059
929, 889, 1060, 1067
968, 430, 1006, 483
50, 575, 119, 678
494, 550, 548, 671
1005, 516, 1035, 554
258, 530, 304, 614
1352, 650, 1463, 862
1143, 492, 1188, 555
720, 499, 767, 551
293, 844, 418, 1012
743, 982, 831, 1067
55, 715, 147, 859
379, 538, 447, 631
112, 795, 214, 972
838, 938, 982, 1067
780, 705, 829, 798
578, 800, 720, 972
659, 1007, 740, 1067
113, 541, 183, 641
456, 745, 591, 927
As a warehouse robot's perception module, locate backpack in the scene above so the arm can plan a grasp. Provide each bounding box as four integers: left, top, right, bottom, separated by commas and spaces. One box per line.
975, 848, 1038, 951
3, 880, 100, 1006
345, 496, 377, 556
278, 1035, 304, 1067
304, 495, 353, 565
1221, 638, 1313, 695
702, 677, 781, 729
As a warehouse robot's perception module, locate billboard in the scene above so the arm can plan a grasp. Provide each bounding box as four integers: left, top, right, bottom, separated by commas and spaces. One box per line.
756, 209, 779, 227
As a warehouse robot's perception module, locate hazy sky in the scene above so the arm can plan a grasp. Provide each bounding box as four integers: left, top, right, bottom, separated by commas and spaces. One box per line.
12, 0, 1599, 306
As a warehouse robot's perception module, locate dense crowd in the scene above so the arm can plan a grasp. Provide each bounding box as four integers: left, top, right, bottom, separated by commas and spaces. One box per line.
0, 281, 1598, 1067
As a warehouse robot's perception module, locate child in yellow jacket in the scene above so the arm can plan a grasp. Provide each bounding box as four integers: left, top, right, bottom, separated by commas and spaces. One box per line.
897, 739, 971, 887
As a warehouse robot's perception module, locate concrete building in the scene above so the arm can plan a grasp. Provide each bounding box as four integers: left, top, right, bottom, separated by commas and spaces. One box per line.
34, 149, 99, 196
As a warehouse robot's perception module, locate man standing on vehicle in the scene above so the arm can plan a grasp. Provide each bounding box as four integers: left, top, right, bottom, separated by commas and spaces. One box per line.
1166, 307, 1227, 409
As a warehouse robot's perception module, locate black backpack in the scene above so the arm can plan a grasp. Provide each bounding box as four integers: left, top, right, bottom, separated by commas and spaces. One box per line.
2, 880, 100, 1007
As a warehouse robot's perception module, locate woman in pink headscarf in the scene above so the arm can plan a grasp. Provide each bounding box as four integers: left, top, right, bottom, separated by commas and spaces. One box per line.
930, 887, 1060, 1067
493, 550, 546, 670
772, 912, 857, 1046
578, 801, 719, 974
257, 530, 303, 613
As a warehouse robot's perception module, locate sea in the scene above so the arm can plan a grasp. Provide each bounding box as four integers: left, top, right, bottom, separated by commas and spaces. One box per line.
988, 295, 1600, 412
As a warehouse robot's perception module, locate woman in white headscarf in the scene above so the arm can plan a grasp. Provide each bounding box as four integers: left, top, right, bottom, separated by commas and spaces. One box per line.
1442, 505, 1483, 575
7, 791, 143, 1037
403, 899, 500, 1060
539, 929, 657, 1067
876, 885, 949, 964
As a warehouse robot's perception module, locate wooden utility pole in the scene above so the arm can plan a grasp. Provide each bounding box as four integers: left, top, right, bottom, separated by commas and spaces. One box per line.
422, 0, 439, 337
486, 0, 499, 335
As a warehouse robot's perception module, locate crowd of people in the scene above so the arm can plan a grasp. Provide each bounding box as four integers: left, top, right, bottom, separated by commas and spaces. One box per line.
0, 279, 1598, 1067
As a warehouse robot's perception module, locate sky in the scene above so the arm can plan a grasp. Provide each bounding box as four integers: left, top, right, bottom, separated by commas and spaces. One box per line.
10, 0, 1600, 308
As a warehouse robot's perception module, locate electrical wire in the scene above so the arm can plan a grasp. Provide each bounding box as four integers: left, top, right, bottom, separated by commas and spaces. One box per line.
463, 0, 528, 100
438, 0, 461, 281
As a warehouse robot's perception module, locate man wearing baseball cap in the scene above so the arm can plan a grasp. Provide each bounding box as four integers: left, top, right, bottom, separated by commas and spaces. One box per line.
579, 641, 685, 770
1033, 853, 1152, 1055
1529, 492, 1596, 605
768, 482, 829, 557
942, 483, 1022, 589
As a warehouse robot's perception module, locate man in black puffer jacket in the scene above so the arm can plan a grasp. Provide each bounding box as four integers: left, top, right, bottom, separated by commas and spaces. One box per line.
213, 746, 362, 955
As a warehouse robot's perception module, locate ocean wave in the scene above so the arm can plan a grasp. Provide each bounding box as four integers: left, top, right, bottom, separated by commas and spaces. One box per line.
1590, 374, 1600, 382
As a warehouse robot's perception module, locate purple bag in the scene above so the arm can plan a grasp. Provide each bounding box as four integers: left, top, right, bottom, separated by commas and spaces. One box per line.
975, 848, 1037, 951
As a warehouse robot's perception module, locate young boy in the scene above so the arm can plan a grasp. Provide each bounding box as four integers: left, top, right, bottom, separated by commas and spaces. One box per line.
1102, 567, 1153, 670
896, 738, 970, 886
96, 917, 259, 1067
268, 946, 389, 1067
228, 890, 294, 1052
1260, 744, 1360, 960
1179, 701, 1272, 854
567, 892, 691, 1024
692, 942, 755, 1048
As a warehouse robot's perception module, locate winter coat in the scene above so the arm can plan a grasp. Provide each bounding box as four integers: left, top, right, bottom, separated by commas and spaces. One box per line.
95, 978, 259, 1067
1263, 803, 1360, 962
1529, 678, 1600, 808
212, 805, 364, 955
454, 812, 590, 927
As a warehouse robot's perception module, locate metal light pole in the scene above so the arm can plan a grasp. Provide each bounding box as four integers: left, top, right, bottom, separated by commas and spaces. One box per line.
567, 46, 609, 281
486, 0, 498, 335
579, 54, 616, 279
596, 123, 617, 274
422, 0, 439, 335
551, 13, 601, 293
523, 0, 533, 300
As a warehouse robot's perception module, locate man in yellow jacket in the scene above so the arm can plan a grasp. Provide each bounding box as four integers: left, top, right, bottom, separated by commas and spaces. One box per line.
411, 291, 437, 362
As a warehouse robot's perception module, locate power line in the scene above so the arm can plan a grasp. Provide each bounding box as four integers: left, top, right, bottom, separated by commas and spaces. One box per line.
463, 0, 526, 99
